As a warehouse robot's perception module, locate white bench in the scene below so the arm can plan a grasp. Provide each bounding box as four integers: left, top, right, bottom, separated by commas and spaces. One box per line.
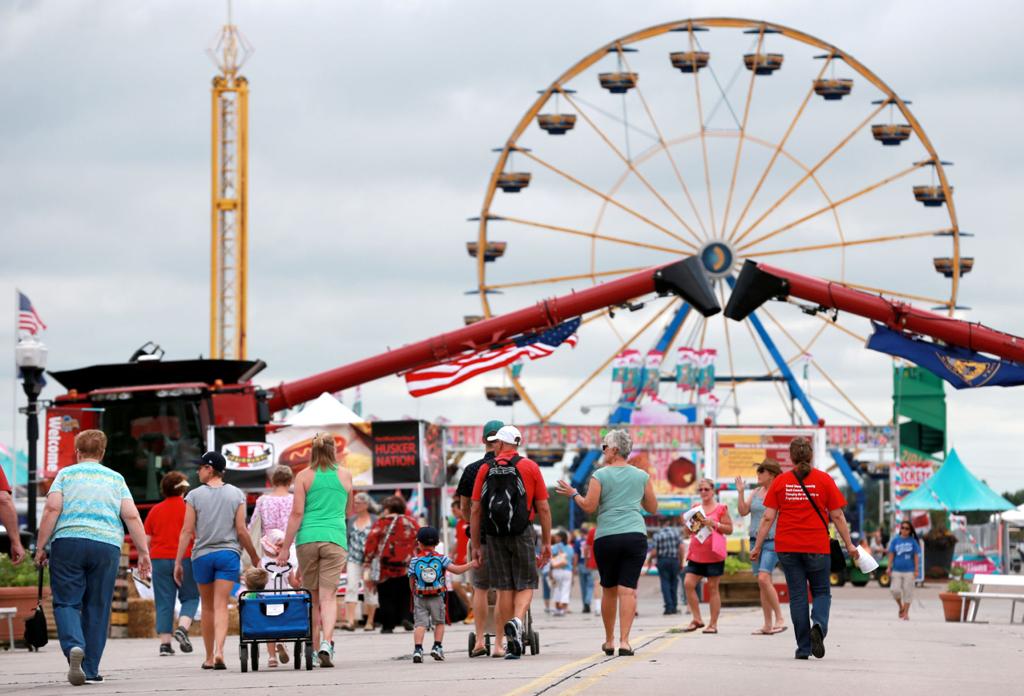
0, 607, 15, 650
959, 574, 1024, 623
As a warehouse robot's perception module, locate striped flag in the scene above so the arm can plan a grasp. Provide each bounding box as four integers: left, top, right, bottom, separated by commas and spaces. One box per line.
18, 291, 46, 336
404, 318, 580, 397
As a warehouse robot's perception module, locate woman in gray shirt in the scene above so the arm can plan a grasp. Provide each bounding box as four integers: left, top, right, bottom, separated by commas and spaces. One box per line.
175, 452, 259, 670
736, 459, 786, 635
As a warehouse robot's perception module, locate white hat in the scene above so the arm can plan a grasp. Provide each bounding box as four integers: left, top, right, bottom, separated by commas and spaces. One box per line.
487, 425, 522, 445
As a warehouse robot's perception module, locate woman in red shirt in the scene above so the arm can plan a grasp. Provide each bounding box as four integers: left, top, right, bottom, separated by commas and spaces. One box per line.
144, 471, 199, 656
751, 438, 859, 660
363, 496, 419, 633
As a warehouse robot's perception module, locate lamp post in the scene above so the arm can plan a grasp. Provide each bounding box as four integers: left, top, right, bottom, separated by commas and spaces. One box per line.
15, 337, 47, 545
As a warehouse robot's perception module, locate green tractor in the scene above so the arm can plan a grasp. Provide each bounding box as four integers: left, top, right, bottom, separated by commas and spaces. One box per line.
830, 555, 890, 588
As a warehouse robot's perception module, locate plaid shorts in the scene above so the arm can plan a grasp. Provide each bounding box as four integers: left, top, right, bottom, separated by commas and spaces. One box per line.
487, 527, 538, 591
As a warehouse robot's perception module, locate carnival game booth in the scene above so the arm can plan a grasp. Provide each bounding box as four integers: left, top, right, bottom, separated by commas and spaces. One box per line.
898, 449, 1015, 577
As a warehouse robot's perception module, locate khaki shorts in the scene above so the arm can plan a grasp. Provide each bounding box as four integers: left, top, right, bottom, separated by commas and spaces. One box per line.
296, 541, 347, 594
413, 594, 445, 629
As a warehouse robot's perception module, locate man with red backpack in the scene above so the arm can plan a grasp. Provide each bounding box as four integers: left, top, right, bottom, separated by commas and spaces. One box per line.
471, 425, 551, 659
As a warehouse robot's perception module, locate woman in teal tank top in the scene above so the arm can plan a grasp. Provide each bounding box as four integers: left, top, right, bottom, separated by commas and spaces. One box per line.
556, 429, 657, 657
279, 433, 354, 667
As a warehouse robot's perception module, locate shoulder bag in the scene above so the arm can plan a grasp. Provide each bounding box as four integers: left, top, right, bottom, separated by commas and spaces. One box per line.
24, 566, 48, 651
794, 474, 846, 573
368, 515, 399, 583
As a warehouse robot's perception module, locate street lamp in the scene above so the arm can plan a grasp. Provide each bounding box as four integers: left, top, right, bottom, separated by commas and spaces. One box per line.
15, 337, 47, 545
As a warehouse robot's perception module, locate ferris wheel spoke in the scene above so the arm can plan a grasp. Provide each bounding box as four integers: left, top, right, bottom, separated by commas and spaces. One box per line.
733, 100, 888, 247
558, 87, 702, 245
483, 266, 648, 291
506, 369, 543, 421
740, 314, 797, 415
798, 308, 868, 343
542, 298, 679, 422
727, 57, 833, 243
809, 358, 872, 425
516, 150, 698, 251
718, 29, 764, 240
612, 52, 710, 239
499, 215, 688, 255
688, 28, 717, 237
737, 161, 927, 253
754, 228, 946, 258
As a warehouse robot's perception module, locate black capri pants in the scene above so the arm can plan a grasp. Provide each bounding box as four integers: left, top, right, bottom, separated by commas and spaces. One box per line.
593, 532, 648, 589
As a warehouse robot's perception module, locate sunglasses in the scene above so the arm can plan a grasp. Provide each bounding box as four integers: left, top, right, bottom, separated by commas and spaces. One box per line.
601, 444, 609, 451
698, 487, 713, 492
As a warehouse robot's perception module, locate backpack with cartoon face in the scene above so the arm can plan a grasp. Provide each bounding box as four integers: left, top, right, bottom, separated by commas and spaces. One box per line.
410, 555, 447, 596
480, 455, 530, 537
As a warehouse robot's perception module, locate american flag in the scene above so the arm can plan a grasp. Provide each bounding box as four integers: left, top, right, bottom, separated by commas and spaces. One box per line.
404, 318, 580, 397
17, 291, 46, 336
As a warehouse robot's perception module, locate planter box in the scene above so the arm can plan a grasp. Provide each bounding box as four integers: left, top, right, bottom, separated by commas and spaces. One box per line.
0, 586, 53, 646
718, 572, 761, 607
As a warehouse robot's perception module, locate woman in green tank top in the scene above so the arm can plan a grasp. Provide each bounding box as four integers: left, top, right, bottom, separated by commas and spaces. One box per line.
556, 429, 657, 657
279, 433, 354, 667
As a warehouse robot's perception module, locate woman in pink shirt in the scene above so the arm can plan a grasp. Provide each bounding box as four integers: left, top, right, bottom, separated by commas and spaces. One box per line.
682, 479, 733, 634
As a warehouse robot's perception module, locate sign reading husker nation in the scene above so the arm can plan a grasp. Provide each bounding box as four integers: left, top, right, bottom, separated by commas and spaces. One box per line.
372, 420, 422, 485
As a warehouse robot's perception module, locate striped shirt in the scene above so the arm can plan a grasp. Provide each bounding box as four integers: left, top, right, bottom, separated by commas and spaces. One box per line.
50, 461, 131, 549
652, 526, 683, 559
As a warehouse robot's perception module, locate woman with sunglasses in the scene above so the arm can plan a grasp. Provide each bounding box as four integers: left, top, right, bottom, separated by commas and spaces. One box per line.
736, 460, 787, 635
682, 478, 733, 634
887, 521, 921, 620
556, 429, 658, 656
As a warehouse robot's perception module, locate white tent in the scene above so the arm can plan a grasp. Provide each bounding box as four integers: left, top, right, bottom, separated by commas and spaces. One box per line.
1002, 503, 1024, 527
282, 392, 363, 426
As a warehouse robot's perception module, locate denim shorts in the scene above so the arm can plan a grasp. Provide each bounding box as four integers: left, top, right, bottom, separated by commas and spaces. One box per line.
752, 538, 780, 574
192, 550, 241, 585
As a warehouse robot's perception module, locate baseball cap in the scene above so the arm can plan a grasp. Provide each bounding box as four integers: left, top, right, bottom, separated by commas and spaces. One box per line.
482, 419, 504, 441
200, 451, 227, 473
416, 526, 440, 546
487, 425, 522, 445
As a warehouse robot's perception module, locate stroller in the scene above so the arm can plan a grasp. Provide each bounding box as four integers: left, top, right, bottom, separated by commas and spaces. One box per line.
238, 563, 314, 671
467, 590, 539, 657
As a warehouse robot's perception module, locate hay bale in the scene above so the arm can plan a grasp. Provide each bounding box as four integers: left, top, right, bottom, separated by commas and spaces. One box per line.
127, 598, 156, 638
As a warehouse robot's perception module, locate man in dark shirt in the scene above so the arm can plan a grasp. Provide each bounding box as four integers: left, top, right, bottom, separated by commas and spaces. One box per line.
454, 419, 502, 657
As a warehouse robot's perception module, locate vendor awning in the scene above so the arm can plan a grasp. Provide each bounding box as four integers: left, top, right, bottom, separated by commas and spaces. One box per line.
897, 448, 1014, 512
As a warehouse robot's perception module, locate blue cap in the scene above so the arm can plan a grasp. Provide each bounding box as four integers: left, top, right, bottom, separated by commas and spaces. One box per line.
482, 419, 505, 441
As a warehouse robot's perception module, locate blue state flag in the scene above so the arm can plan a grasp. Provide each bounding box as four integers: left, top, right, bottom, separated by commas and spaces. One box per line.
866, 323, 1024, 389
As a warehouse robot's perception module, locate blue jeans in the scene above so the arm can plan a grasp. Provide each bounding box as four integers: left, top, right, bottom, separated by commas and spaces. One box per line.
578, 566, 594, 608
779, 552, 831, 657
152, 558, 200, 634
656, 558, 681, 612
49, 538, 121, 679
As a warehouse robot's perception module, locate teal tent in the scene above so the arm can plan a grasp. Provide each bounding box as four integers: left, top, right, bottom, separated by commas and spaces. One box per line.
0, 448, 28, 486
897, 448, 1014, 512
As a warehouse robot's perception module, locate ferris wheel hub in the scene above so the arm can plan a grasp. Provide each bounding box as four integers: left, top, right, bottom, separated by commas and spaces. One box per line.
698, 240, 738, 279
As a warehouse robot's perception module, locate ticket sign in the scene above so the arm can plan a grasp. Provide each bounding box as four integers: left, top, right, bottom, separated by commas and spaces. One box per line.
704, 427, 827, 482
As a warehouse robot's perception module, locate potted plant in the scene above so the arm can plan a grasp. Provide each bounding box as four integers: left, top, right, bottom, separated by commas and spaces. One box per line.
939, 567, 971, 622
0, 554, 50, 645
718, 556, 760, 607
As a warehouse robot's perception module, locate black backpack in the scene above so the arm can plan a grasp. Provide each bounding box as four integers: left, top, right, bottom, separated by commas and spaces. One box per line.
480, 455, 530, 537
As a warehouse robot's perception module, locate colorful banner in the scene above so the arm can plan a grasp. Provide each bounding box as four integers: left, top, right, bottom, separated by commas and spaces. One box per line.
704, 427, 828, 482
891, 445, 940, 508
676, 347, 716, 393
268, 424, 374, 486
445, 424, 705, 451
372, 420, 422, 485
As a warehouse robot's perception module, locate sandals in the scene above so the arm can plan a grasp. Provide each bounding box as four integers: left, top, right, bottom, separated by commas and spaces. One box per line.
276, 643, 290, 664
751, 628, 773, 635
771, 626, 788, 634
267, 658, 278, 669
682, 621, 705, 633
213, 660, 227, 670
602, 643, 615, 656
470, 647, 489, 658
702, 627, 718, 634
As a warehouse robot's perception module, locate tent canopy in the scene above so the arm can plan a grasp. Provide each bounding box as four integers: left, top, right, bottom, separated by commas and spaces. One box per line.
897, 448, 1014, 512
1002, 503, 1024, 527
282, 392, 363, 426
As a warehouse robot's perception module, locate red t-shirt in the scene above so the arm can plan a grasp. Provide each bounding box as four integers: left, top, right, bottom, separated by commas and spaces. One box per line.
471, 451, 549, 515
585, 527, 598, 570
454, 519, 470, 564
144, 496, 192, 560
764, 469, 846, 554
0, 466, 10, 494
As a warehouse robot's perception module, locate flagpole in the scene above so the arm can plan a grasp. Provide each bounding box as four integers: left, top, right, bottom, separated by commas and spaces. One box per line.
11, 288, 18, 504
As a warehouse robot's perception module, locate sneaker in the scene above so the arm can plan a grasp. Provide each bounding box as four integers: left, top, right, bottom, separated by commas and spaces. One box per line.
810, 624, 826, 659
380, 627, 394, 634
412, 648, 424, 664
582, 604, 591, 614
504, 652, 521, 660
794, 653, 810, 660
317, 641, 334, 668
159, 643, 175, 656
430, 645, 444, 661
503, 617, 523, 657
67, 646, 86, 686
85, 675, 104, 683
173, 626, 193, 653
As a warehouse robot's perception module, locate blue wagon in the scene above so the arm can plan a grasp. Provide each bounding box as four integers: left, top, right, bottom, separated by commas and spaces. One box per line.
238, 565, 314, 671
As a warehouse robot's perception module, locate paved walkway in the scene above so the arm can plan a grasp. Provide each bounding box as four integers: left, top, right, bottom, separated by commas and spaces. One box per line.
2, 579, 1022, 695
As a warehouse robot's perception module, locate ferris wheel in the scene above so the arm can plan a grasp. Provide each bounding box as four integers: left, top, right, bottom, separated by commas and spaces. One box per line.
467, 17, 969, 427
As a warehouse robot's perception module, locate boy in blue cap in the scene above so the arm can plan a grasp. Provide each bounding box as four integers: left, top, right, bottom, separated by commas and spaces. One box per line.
408, 526, 477, 662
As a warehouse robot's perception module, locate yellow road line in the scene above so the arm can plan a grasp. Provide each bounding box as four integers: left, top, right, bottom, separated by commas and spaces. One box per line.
555, 632, 687, 696
502, 650, 606, 696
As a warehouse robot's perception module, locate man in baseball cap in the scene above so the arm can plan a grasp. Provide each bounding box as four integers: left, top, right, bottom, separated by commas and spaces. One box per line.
454, 419, 503, 656
199, 451, 227, 473
486, 425, 522, 446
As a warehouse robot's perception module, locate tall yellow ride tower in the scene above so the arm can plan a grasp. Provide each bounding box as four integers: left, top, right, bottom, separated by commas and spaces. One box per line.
208, 7, 252, 360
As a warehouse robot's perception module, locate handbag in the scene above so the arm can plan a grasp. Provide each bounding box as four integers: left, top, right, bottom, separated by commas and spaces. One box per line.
369, 515, 399, 583
24, 566, 48, 651
794, 475, 846, 574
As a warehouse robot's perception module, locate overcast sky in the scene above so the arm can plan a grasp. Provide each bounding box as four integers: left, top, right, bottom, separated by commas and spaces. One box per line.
2, 0, 1023, 494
